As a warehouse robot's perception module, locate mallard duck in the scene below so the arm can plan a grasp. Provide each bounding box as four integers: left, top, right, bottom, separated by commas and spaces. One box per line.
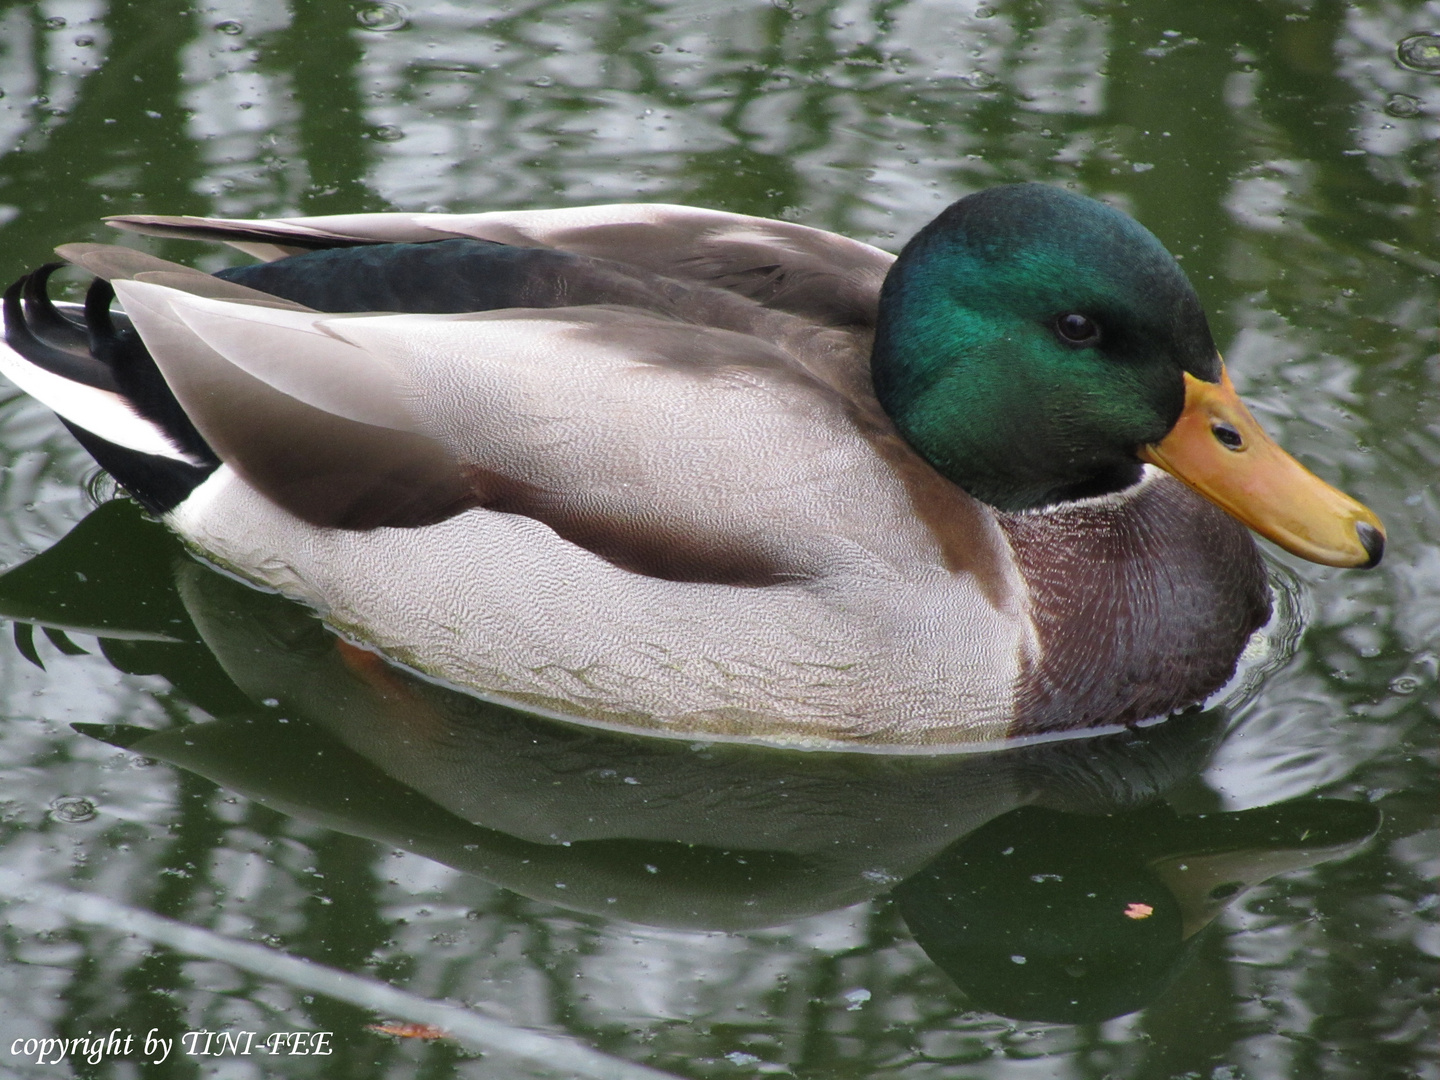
0, 184, 1383, 747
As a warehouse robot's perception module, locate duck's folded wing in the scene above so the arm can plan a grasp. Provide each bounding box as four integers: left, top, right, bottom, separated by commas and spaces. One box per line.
113, 281, 938, 585
108, 204, 896, 330
113, 280, 476, 530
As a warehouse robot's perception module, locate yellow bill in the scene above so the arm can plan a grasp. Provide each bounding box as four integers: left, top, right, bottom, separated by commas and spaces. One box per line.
1139, 365, 1385, 568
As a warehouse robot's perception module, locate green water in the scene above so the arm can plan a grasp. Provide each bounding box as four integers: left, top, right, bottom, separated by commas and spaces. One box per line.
0, 0, 1435, 1077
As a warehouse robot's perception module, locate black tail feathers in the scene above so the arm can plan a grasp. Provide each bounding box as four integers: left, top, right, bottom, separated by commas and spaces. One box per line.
3, 266, 219, 516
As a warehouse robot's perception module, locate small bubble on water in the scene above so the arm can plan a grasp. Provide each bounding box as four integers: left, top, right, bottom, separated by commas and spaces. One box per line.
74, 35, 94, 47
1397, 33, 1440, 73
214, 20, 243, 35
1384, 93, 1423, 118
965, 70, 997, 89
1389, 674, 1421, 695
370, 124, 404, 142
975, 4, 996, 17
49, 796, 96, 823
356, 3, 408, 32
531, 75, 554, 87
44, 16, 66, 29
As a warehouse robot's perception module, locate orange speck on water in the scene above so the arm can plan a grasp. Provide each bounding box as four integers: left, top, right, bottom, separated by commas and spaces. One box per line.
1124, 902, 1154, 919
366, 1023, 449, 1040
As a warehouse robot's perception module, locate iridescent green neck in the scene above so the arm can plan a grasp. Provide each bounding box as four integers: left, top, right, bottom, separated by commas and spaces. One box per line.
871, 185, 1218, 513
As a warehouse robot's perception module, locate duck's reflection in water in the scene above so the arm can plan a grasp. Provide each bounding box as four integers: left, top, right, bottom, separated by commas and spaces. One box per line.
0, 501, 1379, 1023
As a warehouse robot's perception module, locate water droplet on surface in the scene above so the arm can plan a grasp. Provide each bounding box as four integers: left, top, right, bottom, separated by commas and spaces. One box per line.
648, 43, 665, 54
74, 35, 94, 47
370, 124, 403, 142
43, 16, 66, 29
214, 19, 243, 35
356, 3, 408, 32
49, 796, 96, 823
1383, 93, 1422, 118
1389, 674, 1420, 695
531, 75, 554, 87
965, 70, 996, 89
1397, 33, 1440, 73
975, 5, 996, 17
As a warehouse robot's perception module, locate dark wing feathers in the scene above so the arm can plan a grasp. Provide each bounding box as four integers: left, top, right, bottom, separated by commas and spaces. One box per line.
107, 204, 897, 328
213, 239, 685, 317
10, 207, 902, 588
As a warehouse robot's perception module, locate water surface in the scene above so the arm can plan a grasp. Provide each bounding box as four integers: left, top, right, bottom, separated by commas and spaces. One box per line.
0, 1, 1435, 1077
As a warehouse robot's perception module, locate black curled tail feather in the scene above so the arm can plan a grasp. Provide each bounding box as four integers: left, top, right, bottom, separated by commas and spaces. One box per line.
3, 268, 219, 516
79, 277, 217, 466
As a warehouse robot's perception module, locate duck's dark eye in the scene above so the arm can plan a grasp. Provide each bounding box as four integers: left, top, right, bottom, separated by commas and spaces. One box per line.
1054, 312, 1101, 346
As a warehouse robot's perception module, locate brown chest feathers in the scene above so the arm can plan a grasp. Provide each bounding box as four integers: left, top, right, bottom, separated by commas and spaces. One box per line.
1001, 473, 1271, 735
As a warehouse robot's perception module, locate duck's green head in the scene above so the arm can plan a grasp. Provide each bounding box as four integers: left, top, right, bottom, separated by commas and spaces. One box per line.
872, 183, 1385, 568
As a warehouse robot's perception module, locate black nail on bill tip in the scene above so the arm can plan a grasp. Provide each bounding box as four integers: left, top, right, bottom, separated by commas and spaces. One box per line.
1356, 521, 1384, 569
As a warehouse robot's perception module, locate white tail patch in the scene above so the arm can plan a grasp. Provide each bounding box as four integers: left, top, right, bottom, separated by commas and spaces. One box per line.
0, 309, 191, 461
